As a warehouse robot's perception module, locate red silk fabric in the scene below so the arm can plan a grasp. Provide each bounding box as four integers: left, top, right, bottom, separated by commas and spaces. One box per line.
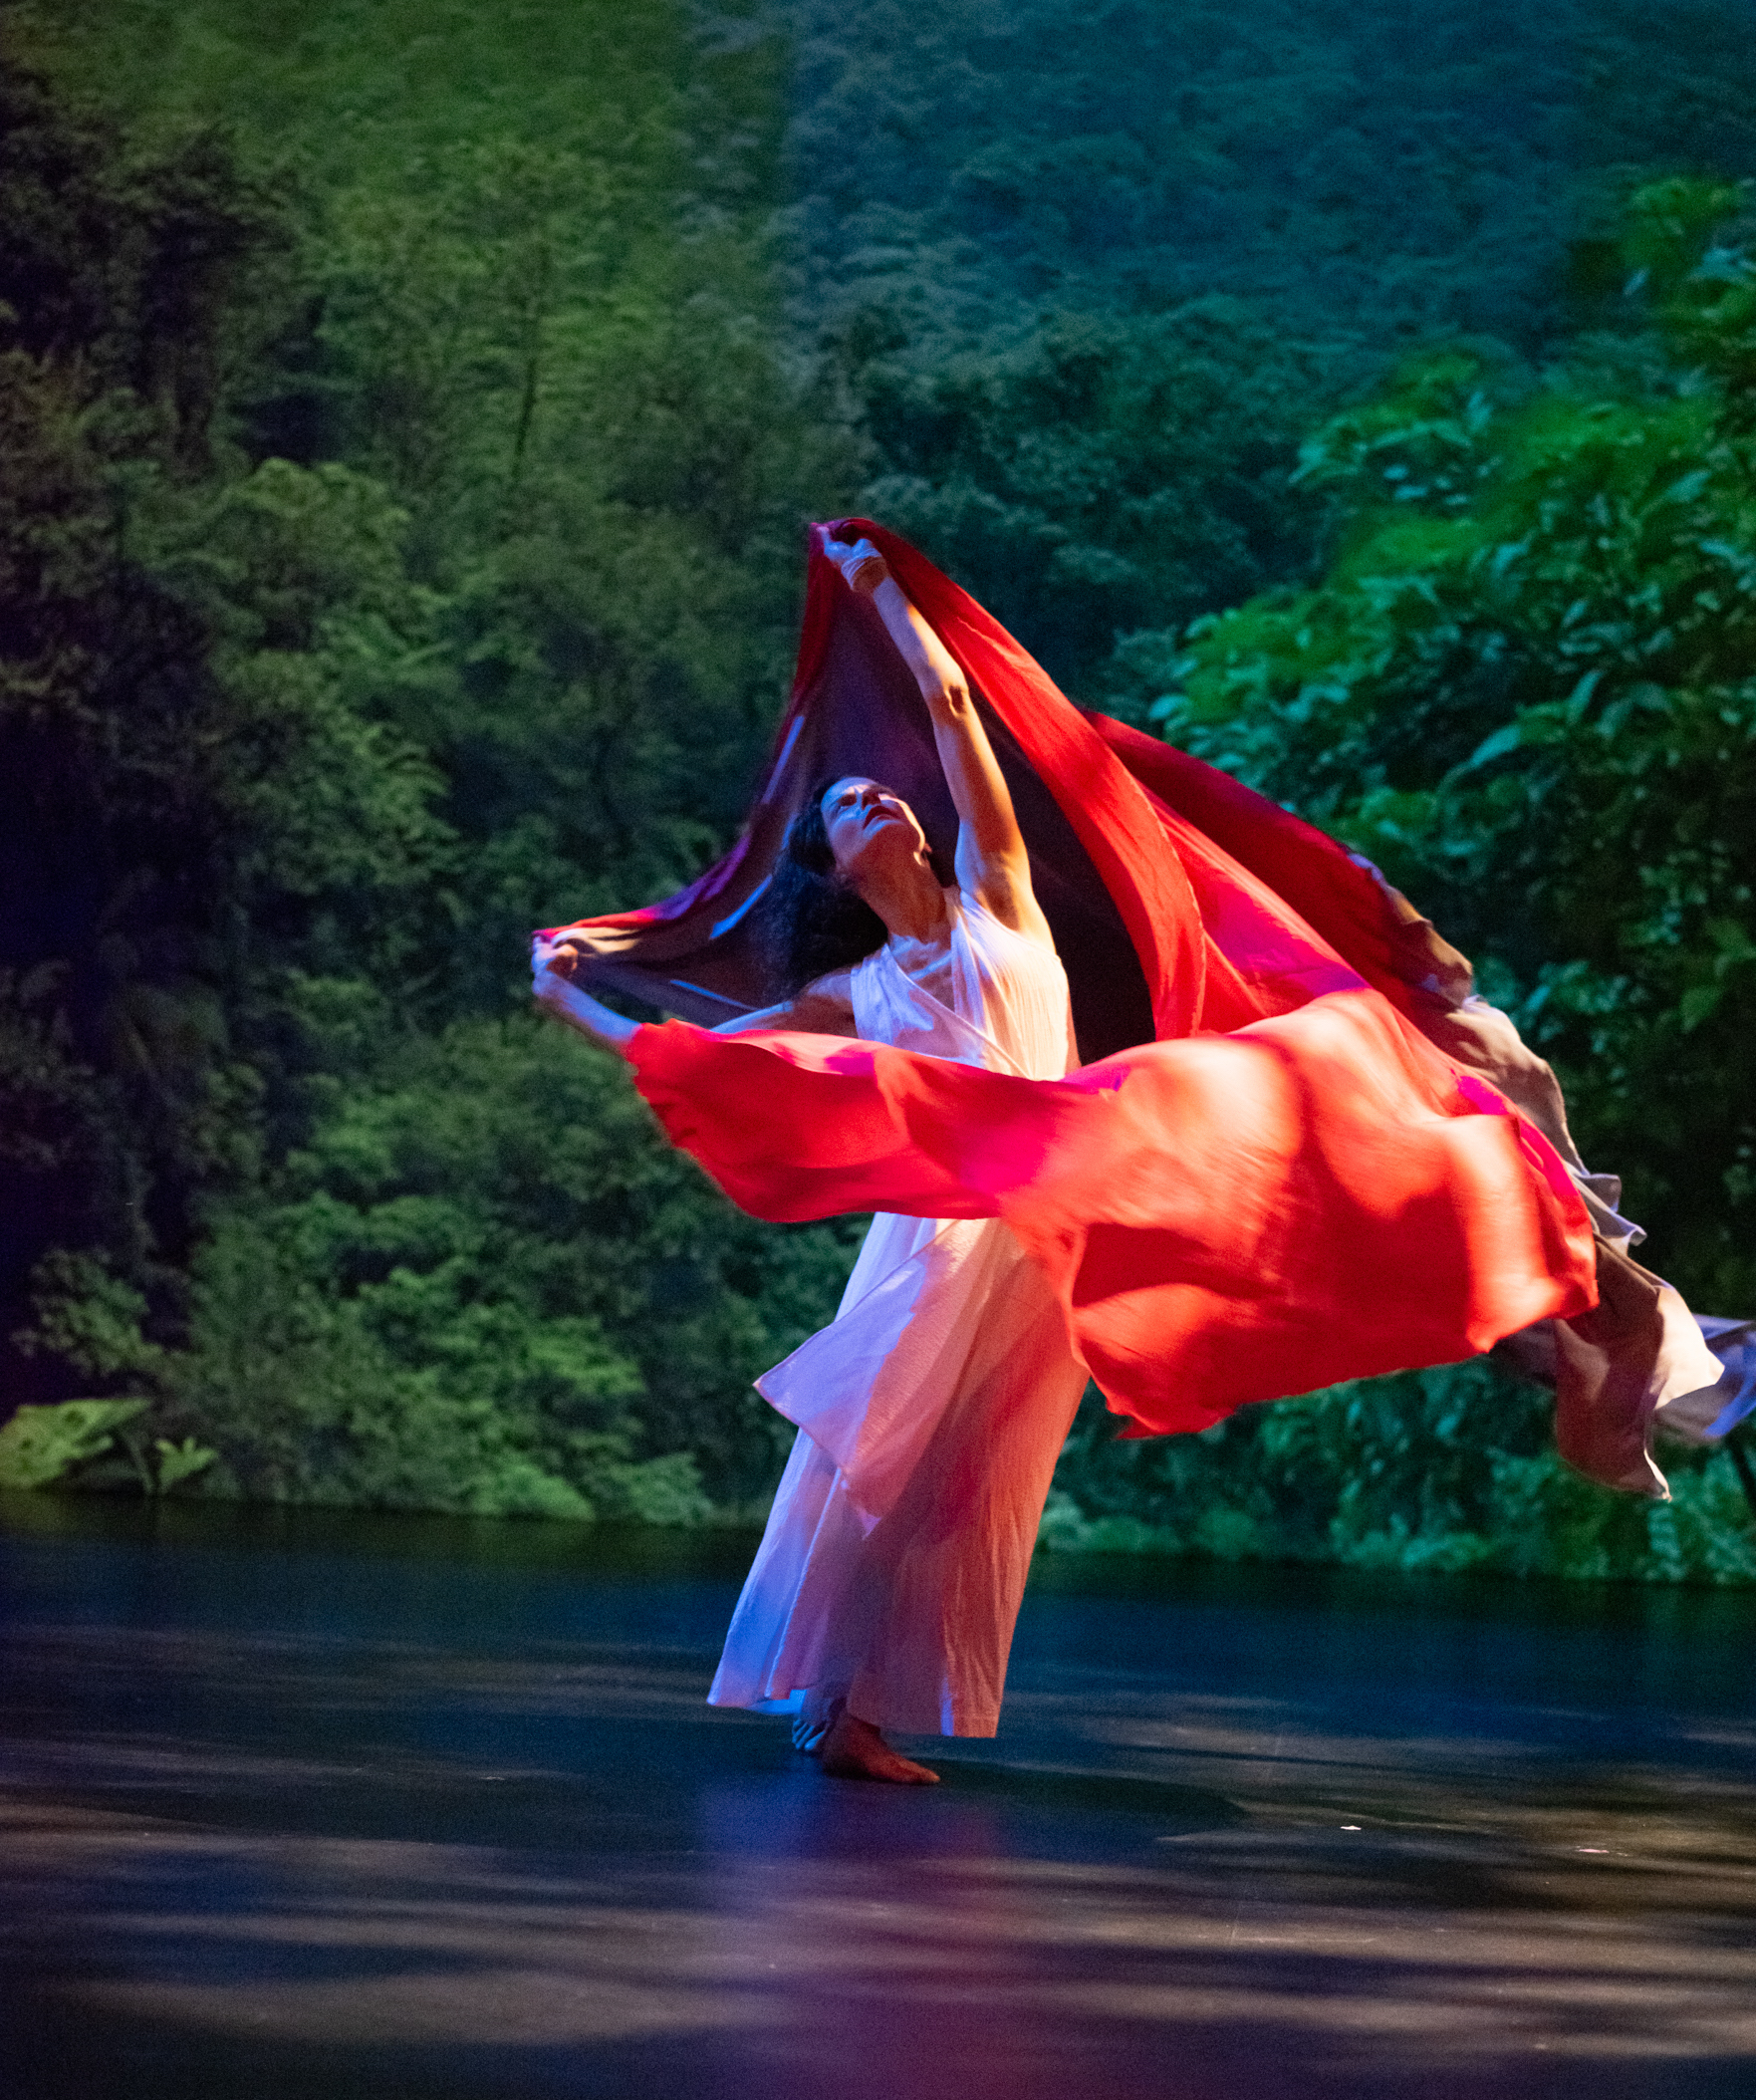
554, 522, 1599, 1436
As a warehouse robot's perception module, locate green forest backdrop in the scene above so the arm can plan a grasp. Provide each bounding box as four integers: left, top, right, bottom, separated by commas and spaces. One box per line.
2, 0, 1753, 1582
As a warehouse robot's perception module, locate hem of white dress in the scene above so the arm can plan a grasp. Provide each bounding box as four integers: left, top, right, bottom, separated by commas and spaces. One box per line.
706, 1685, 999, 1739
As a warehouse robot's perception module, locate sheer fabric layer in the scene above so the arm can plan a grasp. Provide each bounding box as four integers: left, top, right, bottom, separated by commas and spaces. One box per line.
633, 983, 1598, 1440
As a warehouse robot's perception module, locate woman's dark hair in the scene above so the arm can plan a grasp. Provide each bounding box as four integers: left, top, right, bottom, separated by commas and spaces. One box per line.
766, 779, 888, 995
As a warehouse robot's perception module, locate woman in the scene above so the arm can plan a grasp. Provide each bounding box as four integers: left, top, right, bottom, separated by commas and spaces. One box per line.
533, 523, 1668, 1781
534, 537, 1086, 1782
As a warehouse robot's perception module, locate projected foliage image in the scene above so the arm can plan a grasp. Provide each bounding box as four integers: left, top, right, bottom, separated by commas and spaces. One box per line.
1, 0, 1752, 1579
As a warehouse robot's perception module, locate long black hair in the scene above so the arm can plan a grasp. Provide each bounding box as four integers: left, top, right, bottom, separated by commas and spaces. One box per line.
766, 779, 888, 995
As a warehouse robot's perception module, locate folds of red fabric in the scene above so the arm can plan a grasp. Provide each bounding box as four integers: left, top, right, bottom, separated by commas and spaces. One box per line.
544, 519, 1600, 1437
1085, 710, 1478, 1027
629, 994, 1595, 1436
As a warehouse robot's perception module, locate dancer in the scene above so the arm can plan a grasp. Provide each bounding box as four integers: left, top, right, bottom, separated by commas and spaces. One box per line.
532, 519, 1747, 1780
535, 538, 1087, 1780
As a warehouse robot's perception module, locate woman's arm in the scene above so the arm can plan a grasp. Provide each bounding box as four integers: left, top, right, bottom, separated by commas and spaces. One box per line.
835, 541, 1052, 945
708, 970, 857, 1037
532, 940, 856, 1047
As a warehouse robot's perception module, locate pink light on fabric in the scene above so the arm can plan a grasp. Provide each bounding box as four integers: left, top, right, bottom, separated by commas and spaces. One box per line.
548, 522, 1599, 1438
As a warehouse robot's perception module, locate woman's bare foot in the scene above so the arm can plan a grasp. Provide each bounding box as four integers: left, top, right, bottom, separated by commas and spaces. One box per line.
791, 1709, 831, 1755
819, 1705, 940, 1784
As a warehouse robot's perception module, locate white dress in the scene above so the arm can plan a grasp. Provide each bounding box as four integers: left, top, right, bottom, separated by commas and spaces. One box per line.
707, 892, 1089, 1737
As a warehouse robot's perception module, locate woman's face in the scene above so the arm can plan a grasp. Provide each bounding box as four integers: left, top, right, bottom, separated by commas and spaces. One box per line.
821, 777, 931, 889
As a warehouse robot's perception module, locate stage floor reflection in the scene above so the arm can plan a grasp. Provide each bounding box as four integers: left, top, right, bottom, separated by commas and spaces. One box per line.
3, 1495, 1753, 2099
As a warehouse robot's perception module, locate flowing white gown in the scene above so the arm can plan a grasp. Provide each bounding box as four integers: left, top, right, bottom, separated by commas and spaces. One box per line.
707, 892, 1089, 1737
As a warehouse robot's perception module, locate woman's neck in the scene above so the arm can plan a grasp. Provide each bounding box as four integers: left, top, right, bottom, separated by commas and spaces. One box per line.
860, 863, 949, 947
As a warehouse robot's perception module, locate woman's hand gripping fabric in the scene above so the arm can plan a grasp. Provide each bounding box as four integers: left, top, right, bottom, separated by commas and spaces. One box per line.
531, 931, 637, 1051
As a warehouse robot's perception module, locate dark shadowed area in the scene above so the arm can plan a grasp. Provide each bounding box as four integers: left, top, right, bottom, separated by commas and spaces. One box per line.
4, 1495, 1753, 2099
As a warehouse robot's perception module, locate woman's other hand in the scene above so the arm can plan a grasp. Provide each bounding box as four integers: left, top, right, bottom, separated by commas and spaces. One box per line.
538, 925, 615, 981
530, 935, 577, 1006
531, 936, 636, 1050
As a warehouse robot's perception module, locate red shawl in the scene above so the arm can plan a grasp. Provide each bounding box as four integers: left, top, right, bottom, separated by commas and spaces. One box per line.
542, 522, 1597, 1436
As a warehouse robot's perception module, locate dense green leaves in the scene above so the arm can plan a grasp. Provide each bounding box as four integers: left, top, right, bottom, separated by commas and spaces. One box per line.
0, 59, 448, 1404
6, 4, 1754, 1574
842, 305, 1322, 694
1050, 179, 1756, 1581
1048, 1367, 1756, 1587
791, 0, 1756, 688
1132, 182, 1756, 1302
160, 1017, 857, 1513
0, 7, 858, 1511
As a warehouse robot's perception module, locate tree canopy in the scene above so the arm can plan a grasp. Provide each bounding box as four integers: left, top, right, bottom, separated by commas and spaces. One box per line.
3, 1, 1752, 1577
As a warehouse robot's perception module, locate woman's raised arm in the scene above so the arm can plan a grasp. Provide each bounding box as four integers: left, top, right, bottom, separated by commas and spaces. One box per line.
831, 539, 1052, 947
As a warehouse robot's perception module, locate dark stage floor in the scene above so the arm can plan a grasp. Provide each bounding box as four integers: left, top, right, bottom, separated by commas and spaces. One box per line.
2, 1494, 1753, 2099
